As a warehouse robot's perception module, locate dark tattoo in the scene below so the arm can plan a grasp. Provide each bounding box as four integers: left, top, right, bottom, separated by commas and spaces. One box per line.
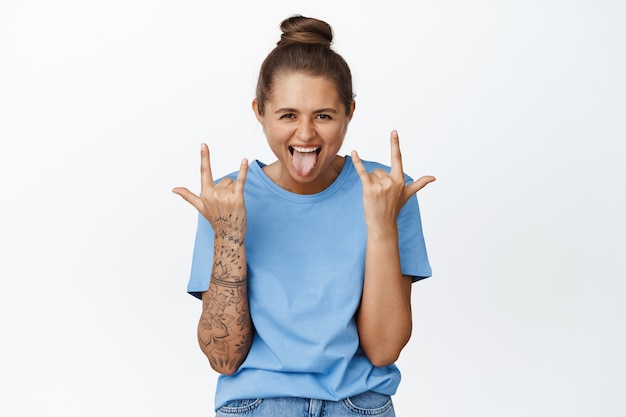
198, 212, 251, 373
211, 276, 247, 287
208, 214, 246, 247
212, 259, 246, 284
200, 283, 251, 372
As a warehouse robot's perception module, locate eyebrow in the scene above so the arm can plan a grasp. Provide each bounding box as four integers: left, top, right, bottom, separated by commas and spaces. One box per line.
273, 107, 339, 114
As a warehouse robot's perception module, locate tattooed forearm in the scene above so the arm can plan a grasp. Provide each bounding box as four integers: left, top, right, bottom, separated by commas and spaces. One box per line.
198, 214, 252, 374
199, 281, 252, 373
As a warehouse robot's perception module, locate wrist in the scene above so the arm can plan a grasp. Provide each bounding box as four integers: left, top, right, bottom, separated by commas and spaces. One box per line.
366, 224, 398, 242
214, 230, 246, 246
210, 214, 246, 243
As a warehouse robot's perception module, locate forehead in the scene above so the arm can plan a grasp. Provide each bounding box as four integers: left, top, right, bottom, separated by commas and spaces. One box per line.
268, 72, 341, 109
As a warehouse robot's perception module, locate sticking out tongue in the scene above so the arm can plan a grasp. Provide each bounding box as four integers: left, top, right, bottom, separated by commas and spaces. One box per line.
291, 149, 318, 177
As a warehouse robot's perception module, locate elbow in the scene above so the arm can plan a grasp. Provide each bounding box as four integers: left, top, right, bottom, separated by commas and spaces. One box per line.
358, 328, 411, 367
211, 362, 238, 376
364, 347, 402, 368
207, 355, 245, 376
360, 329, 411, 367
199, 339, 246, 375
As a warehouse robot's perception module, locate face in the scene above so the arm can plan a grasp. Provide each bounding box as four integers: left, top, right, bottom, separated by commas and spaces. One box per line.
253, 72, 355, 194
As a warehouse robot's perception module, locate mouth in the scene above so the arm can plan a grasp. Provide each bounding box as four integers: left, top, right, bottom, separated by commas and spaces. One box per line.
289, 146, 321, 155
289, 146, 321, 176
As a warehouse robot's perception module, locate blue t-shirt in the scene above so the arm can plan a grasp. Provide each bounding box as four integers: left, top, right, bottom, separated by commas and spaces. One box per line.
188, 157, 431, 410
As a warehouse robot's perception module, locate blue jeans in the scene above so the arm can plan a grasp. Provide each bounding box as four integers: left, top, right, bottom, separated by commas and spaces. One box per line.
216, 391, 395, 416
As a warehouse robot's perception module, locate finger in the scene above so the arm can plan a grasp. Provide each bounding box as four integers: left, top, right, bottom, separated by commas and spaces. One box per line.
200, 143, 215, 192
172, 187, 203, 211
389, 130, 404, 179
234, 158, 249, 194
350, 150, 371, 184
404, 175, 436, 197
215, 176, 234, 188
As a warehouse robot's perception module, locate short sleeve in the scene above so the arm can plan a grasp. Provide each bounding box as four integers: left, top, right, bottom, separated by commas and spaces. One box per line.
397, 184, 432, 282
187, 212, 215, 299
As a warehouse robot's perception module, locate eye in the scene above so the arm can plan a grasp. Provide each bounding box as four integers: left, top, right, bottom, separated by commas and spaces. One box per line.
279, 113, 295, 120
317, 113, 333, 120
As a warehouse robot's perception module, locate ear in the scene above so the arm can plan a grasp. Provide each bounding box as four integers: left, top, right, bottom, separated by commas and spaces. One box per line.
347, 100, 356, 121
252, 99, 263, 123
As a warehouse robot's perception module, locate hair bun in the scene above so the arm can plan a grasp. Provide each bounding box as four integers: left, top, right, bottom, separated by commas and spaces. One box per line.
278, 15, 333, 47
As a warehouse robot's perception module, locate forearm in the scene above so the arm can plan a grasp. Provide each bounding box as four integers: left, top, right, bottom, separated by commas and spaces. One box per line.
198, 232, 252, 375
357, 225, 412, 367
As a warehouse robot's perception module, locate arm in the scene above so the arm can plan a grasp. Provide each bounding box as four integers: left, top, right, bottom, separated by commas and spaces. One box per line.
351, 131, 435, 367
173, 144, 252, 374
199, 215, 251, 374
357, 224, 413, 367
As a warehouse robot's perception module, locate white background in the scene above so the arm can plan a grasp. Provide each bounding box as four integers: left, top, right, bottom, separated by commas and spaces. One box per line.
1, 1, 624, 416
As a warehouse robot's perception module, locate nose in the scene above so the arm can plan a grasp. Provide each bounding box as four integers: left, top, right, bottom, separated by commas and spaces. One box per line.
295, 118, 315, 142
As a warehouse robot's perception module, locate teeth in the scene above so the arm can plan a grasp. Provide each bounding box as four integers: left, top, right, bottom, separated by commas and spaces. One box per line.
292, 146, 319, 153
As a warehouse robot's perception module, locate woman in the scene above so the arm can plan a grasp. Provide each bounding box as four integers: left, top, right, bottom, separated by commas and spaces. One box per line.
173, 15, 434, 417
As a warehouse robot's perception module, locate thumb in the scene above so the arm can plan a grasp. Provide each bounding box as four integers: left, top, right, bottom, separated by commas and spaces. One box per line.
172, 187, 203, 211
404, 176, 436, 198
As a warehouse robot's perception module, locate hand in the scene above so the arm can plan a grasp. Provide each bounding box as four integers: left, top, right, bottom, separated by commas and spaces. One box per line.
173, 143, 248, 239
351, 130, 435, 231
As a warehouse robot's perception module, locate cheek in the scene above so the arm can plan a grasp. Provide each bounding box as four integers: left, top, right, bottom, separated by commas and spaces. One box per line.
332, 124, 349, 142
266, 124, 291, 140
263, 126, 285, 148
